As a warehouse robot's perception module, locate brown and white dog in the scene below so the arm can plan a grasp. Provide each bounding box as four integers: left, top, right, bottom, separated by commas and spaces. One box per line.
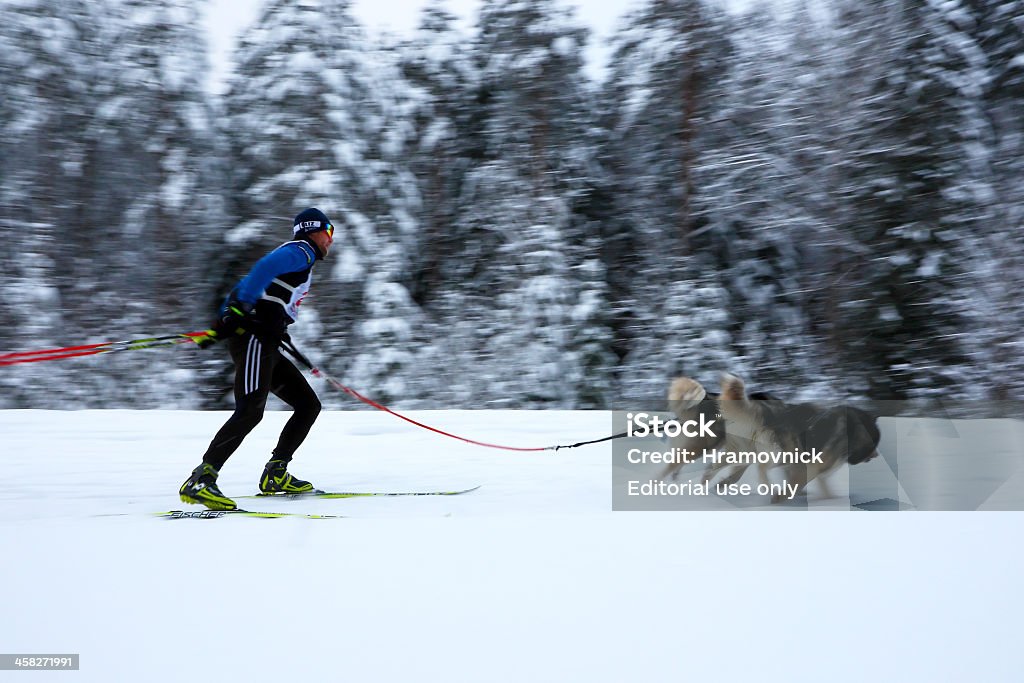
661, 374, 881, 501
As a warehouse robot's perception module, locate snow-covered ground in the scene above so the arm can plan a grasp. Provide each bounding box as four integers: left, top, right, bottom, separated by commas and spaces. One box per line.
1, 409, 1021, 682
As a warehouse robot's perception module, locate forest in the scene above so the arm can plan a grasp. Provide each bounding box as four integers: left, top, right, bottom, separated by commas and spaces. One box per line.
1, 0, 1022, 411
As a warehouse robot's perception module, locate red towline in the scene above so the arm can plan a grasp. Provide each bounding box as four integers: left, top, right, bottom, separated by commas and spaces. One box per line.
0, 331, 207, 367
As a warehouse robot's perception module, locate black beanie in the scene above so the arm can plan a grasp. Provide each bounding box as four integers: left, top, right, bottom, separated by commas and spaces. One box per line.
293, 208, 332, 237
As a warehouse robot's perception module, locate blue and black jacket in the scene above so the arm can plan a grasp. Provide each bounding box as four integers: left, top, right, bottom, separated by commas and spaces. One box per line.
223, 239, 320, 335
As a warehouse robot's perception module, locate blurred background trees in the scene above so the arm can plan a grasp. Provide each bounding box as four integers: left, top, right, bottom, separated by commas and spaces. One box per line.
1, 0, 1022, 409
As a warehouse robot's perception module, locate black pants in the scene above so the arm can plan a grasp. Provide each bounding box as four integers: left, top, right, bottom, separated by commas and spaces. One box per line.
202, 332, 321, 471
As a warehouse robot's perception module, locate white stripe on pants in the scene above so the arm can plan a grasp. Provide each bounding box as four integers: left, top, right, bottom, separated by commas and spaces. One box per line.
245, 335, 262, 395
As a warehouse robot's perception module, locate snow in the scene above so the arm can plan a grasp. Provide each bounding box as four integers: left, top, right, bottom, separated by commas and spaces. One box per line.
1, 409, 1022, 681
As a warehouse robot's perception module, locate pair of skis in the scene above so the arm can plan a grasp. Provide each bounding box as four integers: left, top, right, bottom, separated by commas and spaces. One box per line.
158, 485, 480, 519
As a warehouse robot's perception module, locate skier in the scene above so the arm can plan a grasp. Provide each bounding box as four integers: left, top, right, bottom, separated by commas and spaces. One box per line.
179, 208, 335, 510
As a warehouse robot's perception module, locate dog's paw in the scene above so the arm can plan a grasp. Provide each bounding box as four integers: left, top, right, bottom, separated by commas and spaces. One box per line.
720, 373, 746, 402
668, 377, 706, 410
771, 491, 808, 505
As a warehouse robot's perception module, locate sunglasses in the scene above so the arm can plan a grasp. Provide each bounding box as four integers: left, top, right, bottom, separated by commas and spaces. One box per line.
323, 223, 334, 238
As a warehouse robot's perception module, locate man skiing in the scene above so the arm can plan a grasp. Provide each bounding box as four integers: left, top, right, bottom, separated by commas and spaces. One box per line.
179, 208, 335, 510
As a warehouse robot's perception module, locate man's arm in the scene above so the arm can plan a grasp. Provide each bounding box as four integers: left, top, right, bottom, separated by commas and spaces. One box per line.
193, 242, 316, 348
234, 242, 316, 306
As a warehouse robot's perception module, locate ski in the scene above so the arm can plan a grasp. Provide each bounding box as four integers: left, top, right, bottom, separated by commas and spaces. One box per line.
156, 509, 345, 519
239, 484, 481, 500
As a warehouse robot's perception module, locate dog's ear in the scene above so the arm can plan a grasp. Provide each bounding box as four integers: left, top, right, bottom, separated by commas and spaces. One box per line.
720, 373, 746, 401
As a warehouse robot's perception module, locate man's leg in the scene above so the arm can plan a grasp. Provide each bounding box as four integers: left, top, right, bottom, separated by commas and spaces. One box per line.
181, 334, 280, 509
269, 357, 322, 461
202, 334, 279, 470
259, 357, 321, 493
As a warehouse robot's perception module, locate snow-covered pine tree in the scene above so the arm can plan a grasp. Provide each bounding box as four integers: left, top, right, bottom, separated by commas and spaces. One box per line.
617, 270, 735, 407
390, 2, 491, 405
0, 0, 221, 407
689, 4, 834, 396
433, 0, 615, 408
569, 256, 619, 408
342, 261, 423, 408
74, 0, 226, 407
0, 0, 91, 406
827, 0, 991, 400
224, 0, 424, 407
962, 0, 1024, 401
602, 0, 737, 402
398, 2, 478, 309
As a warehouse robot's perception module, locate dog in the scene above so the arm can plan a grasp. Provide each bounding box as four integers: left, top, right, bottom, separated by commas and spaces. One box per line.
661, 374, 880, 501
659, 376, 725, 481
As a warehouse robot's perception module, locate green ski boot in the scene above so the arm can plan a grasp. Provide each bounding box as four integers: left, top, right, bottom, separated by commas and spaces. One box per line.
259, 459, 315, 494
179, 463, 237, 510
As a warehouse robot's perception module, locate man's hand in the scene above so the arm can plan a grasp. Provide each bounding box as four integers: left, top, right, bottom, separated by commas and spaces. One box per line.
193, 329, 219, 349
218, 300, 254, 337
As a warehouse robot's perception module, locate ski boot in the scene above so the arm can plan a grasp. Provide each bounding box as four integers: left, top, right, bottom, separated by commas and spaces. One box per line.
259, 459, 315, 494
179, 463, 237, 510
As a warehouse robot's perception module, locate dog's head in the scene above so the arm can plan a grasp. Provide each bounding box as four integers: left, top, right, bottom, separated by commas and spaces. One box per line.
668, 377, 707, 417
666, 376, 724, 458
717, 374, 791, 448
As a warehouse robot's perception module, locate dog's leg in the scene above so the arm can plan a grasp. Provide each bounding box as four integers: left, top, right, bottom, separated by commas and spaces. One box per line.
775, 464, 809, 504
806, 457, 842, 499
659, 462, 682, 482
702, 461, 726, 486
717, 464, 749, 487
659, 438, 701, 481
816, 472, 833, 499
